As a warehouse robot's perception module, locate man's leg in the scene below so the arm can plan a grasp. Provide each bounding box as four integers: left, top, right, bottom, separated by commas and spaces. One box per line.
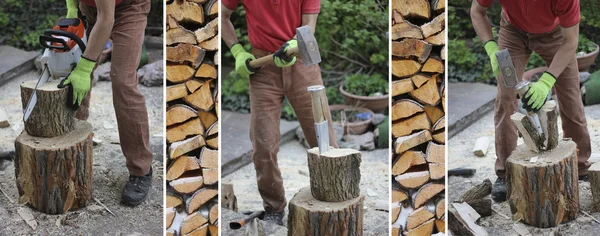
532, 28, 592, 177
248, 63, 286, 214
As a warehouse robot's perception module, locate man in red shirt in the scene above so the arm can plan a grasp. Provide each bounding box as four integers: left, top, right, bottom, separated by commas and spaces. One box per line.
471, 0, 591, 202
222, 0, 338, 225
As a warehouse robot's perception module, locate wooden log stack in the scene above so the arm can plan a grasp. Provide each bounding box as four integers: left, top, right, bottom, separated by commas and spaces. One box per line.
15, 79, 93, 214
165, 0, 219, 235
288, 148, 365, 236
391, 0, 446, 235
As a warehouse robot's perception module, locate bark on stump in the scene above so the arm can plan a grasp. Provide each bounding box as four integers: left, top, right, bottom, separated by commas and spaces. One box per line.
20, 80, 77, 137
506, 140, 579, 228
307, 148, 361, 202
288, 186, 364, 236
14, 121, 93, 214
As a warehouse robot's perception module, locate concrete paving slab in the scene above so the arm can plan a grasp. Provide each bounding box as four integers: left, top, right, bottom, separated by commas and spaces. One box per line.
221, 110, 299, 176
448, 82, 497, 139
0, 46, 39, 87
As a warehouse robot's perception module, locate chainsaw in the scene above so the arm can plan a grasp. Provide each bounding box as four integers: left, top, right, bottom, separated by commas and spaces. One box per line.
23, 18, 87, 122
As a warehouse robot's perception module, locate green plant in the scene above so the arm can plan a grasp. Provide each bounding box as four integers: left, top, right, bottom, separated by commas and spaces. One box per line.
222, 70, 251, 113
578, 34, 597, 54
343, 73, 387, 96
326, 86, 344, 105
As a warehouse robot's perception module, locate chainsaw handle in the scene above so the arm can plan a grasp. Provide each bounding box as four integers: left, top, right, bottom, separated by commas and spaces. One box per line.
40, 29, 86, 53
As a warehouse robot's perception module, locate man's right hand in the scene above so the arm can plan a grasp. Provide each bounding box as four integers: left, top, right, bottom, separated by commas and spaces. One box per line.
484, 40, 500, 77
66, 0, 78, 18
230, 44, 256, 79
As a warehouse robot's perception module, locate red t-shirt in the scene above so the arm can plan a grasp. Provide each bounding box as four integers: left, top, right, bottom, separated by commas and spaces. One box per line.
477, 0, 580, 33
80, 0, 123, 7
222, 0, 320, 52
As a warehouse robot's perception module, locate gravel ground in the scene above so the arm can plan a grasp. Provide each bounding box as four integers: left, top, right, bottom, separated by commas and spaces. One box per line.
448, 105, 600, 235
0, 59, 164, 235
222, 141, 390, 236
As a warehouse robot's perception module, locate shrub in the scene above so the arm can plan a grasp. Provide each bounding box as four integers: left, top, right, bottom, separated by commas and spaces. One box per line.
344, 73, 388, 96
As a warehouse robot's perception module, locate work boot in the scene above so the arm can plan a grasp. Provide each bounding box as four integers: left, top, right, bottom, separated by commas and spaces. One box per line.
263, 211, 284, 226
579, 175, 590, 182
122, 167, 153, 206
491, 178, 507, 202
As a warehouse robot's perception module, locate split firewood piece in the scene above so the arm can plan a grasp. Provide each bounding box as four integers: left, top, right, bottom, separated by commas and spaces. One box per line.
167, 190, 184, 208
432, 130, 445, 144
406, 207, 434, 230
395, 130, 432, 154
441, 86, 446, 113
198, 110, 217, 130
208, 225, 218, 235
473, 136, 491, 157
199, 147, 218, 168
441, 45, 446, 60
186, 188, 218, 214
206, 122, 218, 137
510, 112, 544, 153
214, 50, 219, 66
181, 212, 209, 235
413, 183, 445, 208
392, 20, 423, 40
425, 29, 445, 46
465, 198, 492, 217
167, 83, 189, 102
411, 74, 430, 88
392, 204, 401, 223
436, 218, 446, 233
395, 170, 430, 189
195, 63, 217, 79
167, 118, 204, 143
406, 218, 434, 236
426, 142, 444, 163
167, 27, 197, 45
169, 135, 206, 159
422, 57, 444, 73
392, 189, 409, 203
167, 44, 206, 69
206, 134, 218, 149
184, 82, 214, 111
392, 78, 415, 96
421, 13, 445, 38
199, 36, 218, 51
392, 39, 432, 63
166, 208, 176, 228
202, 168, 218, 185
539, 100, 559, 150
436, 199, 445, 219
410, 76, 440, 106
167, 0, 204, 25
392, 113, 431, 138
432, 116, 445, 134
392, 0, 430, 20
392, 227, 401, 236
204, 0, 218, 18
392, 151, 426, 175
170, 176, 204, 194
185, 78, 205, 93
590, 162, 600, 211
392, 59, 422, 78
392, 99, 424, 121
448, 203, 488, 236
432, 0, 445, 13
429, 163, 445, 180
424, 106, 444, 125
166, 14, 178, 30
166, 104, 197, 127
167, 64, 195, 83
166, 155, 201, 181
183, 224, 208, 236
166, 229, 175, 236
392, 9, 402, 25
195, 19, 218, 44
209, 203, 218, 224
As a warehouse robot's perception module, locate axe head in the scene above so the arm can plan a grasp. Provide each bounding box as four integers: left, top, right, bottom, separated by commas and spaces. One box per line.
495, 49, 520, 89
296, 26, 321, 66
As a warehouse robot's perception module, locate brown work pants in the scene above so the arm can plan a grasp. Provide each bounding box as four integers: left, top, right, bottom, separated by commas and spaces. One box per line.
77, 0, 153, 176
495, 15, 591, 178
249, 48, 338, 213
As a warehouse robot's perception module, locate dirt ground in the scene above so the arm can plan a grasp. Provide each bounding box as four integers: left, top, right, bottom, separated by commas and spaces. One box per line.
448, 105, 600, 235
0, 56, 164, 235
222, 140, 390, 236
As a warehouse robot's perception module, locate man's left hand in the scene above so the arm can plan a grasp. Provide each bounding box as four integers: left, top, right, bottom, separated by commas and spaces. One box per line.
66, 0, 78, 18
274, 39, 297, 67
522, 72, 556, 112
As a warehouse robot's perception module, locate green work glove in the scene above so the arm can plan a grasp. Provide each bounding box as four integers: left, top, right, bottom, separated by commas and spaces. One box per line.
522, 72, 556, 112
66, 0, 78, 18
484, 40, 500, 77
230, 43, 256, 79
58, 57, 95, 107
273, 39, 297, 67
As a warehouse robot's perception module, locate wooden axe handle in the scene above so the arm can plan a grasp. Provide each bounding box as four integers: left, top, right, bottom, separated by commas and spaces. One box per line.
248, 47, 300, 69
309, 86, 326, 123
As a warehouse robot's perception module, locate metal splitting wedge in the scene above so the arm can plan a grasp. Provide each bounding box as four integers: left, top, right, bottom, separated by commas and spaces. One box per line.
307, 85, 329, 154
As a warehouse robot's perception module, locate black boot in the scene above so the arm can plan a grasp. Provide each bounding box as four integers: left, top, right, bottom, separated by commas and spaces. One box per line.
579, 174, 590, 182
122, 167, 152, 206
263, 211, 284, 226
491, 178, 507, 202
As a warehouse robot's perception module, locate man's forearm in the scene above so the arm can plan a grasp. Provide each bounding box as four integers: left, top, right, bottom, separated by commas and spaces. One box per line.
470, 1, 493, 43
547, 24, 579, 77
221, 4, 239, 48
83, 16, 113, 60
301, 14, 318, 35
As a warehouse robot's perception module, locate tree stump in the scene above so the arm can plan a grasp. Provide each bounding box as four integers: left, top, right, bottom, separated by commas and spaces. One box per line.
20, 79, 76, 137
307, 148, 361, 202
506, 140, 579, 228
288, 186, 364, 236
14, 121, 93, 214
589, 162, 600, 211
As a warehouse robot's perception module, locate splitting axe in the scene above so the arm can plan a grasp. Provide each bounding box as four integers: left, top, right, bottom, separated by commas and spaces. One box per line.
247, 26, 321, 68
228, 210, 265, 230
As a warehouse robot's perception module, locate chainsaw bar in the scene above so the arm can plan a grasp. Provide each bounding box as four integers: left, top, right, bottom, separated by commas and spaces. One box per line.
23, 65, 50, 122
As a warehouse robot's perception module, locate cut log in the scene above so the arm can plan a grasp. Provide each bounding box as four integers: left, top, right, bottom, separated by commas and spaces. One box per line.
411, 74, 430, 88
198, 110, 217, 130
167, 44, 206, 68
424, 106, 444, 125
432, 0, 445, 12
395, 130, 432, 154
432, 115, 445, 132
392, 59, 422, 78
539, 100, 559, 150
391, 20, 423, 40
199, 36, 218, 51
392, 39, 432, 63
167, 64, 195, 83
448, 203, 488, 236
288, 186, 364, 236
195, 64, 217, 79
184, 224, 208, 236
167, 83, 189, 102
406, 207, 434, 230
465, 198, 492, 217
391, 99, 424, 121
392, 151, 426, 175
459, 179, 492, 202
166, 155, 201, 181
184, 82, 214, 111
429, 163, 445, 180
208, 225, 218, 235
422, 57, 444, 73
167, 118, 204, 143
435, 218, 445, 233
421, 13, 445, 38
425, 142, 444, 163
589, 162, 600, 211
199, 147, 218, 169
170, 176, 204, 194
392, 112, 431, 138
393, 189, 409, 203
185, 79, 205, 93
392, 0, 431, 20
166, 208, 176, 228
208, 203, 218, 224
202, 168, 218, 185
392, 204, 401, 223
392, 78, 415, 96
510, 112, 544, 153
307, 148, 361, 202
167, 190, 184, 208
406, 219, 434, 236
432, 130, 445, 144
395, 170, 430, 189
204, 0, 218, 17
181, 212, 209, 234
425, 29, 445, 46
206, 134, 218, 149
506, 140, 579, 227
472, 136, 491, 157
14, 121, 93, 214
169, 135, 206, 159
167, 0, 204, 25
167, 27, 197, 45
195, 19, 218, 44
412, 182, 444, 208
20, 79, 76, 137
410, 76, 440, 106
436, 199, 445, 219
186, 188, 218, 214
167, 104, 197, 127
